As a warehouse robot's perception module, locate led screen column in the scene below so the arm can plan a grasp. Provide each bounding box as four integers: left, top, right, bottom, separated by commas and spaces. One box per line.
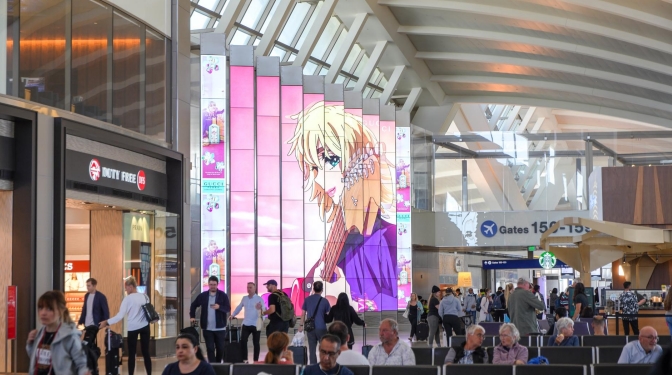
200, 51, 227, 292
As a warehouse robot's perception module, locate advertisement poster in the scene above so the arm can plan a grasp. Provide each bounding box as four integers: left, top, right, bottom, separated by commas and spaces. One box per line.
201, 55, 228, 291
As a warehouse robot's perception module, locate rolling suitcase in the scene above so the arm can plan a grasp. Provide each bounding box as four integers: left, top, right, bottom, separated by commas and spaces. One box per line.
105, 329, 122, 375
288, 346, 307, 365
181, 321, 200, 341
361, 326, 373, 358
224, 318, 240, 343
223, 318, 244, 363
416, 321, 429, 341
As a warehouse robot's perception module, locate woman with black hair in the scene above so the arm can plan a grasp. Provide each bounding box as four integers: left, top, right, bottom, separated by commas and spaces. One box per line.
549, 288, 558, 316
572, 283, 592, 320
162, 333, 216, 375
325, 293, 365, 349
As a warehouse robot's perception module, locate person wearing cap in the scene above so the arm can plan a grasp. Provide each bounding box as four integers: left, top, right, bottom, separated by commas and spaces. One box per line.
260, 279, 290, 336
189, 276, 231, 363
507, 277, 545, 337
439, 287, 464, 337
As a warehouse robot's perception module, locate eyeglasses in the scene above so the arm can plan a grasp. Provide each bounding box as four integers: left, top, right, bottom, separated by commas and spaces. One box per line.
471, 333, 484, 338
319, 350, 339, 357
641, 335, 659, 341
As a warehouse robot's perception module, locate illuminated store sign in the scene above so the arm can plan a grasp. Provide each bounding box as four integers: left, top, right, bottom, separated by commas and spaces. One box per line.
88, 158, 146, 191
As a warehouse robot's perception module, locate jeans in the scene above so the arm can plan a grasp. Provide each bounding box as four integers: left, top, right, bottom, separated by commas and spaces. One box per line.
307, 328, 327, 365
622, 319, 639, 335
127, 325, 151, 375
666, 316, 672, 335
240, 325, 261, 362
427, 315, 441, 347
266, 320, 289, 337
409, 318, 418, 339
443, 314, 464, 337
203, 329, 226, 363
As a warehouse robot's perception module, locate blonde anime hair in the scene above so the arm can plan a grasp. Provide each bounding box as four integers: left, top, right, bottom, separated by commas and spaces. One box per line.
287, 101, 395, 224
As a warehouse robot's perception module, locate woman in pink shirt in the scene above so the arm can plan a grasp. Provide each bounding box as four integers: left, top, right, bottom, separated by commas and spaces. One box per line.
493, 323, 528, 365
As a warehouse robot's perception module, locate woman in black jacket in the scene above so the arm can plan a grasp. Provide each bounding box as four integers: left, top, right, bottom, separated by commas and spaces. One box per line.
325, 293, 365, 349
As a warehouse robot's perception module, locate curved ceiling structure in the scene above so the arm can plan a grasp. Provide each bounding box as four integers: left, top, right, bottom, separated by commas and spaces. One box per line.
376, 0, 672, 126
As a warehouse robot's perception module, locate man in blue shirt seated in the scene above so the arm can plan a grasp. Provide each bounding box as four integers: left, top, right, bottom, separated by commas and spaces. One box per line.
618, 326, 663, 364
301, 335, 354, 375
230, 282, 266, 363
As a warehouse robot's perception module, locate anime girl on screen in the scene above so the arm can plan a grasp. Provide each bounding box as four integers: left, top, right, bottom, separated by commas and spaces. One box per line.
286, 101, 397, 311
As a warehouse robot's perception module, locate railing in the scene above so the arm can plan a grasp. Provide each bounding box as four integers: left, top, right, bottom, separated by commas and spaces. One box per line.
613, 312, 668, 335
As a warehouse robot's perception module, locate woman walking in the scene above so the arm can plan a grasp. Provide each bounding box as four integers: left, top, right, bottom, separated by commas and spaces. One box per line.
100, 276, 152, 375
549, 288, 558, 316
427, 286, 442, 347
27, 291, 90, 375
479, 289, 492, 323
324, 293, 365, 349
406, 293, 423, 342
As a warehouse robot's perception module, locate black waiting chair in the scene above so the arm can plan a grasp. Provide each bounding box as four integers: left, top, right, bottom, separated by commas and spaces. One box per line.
212, 364, 232, 375
582, 335, 627, 347
450, 336, 466, 347
372, 365, 439, 375
516, 365, 586, 375
347, 365, 371, 375
527, 346, 540, 359
573, 322, 591, 336
486, 347, 494, 363
412, 347, 434, 365
540, 347, 595, 365
232, 364, 299, 375
443, 364, 512, 375
480, 323, 503, 336
433, 347, 450, 366
591, 364, 652, 375
596, 346, 625, 364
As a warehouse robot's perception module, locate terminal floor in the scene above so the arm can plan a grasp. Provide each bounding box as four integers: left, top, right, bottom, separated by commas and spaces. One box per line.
103, 325, 427, 375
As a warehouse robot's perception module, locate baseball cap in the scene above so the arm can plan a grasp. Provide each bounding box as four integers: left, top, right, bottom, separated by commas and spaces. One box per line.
263, 279, 278, 286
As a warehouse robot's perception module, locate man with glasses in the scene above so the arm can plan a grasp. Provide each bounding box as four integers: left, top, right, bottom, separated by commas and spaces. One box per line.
301, 334, 355, 375
445, 324, 489, 364
618, 326, 663, 364
368, 319, 416, 365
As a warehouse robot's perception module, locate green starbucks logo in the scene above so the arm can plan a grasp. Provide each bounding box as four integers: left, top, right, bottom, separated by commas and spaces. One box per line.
539, 251, 556, 269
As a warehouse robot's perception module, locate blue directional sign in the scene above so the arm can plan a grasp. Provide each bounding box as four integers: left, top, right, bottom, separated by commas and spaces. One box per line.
482, 259, 569, 270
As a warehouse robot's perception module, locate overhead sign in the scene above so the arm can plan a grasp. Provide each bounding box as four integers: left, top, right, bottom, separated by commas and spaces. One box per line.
66, 150, 167, 200
482, 259, 569, 270
539, 251, 557, 269
64, 261, 90, 273
7, 285, 16, 340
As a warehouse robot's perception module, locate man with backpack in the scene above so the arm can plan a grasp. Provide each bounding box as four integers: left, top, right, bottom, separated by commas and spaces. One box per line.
261, 279, 295, 336
492, 287, 505, 322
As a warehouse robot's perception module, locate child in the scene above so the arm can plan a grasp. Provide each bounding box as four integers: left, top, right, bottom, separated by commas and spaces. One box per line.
291, 324, 305, 347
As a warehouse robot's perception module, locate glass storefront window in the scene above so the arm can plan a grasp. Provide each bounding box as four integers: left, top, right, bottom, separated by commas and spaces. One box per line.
72, 0, 112, 122
145, 30, 167, 139
112, 11, 142, 132
20, 0, 67, 109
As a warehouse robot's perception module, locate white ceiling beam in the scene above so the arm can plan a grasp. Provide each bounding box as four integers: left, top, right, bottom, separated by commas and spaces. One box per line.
325, 13, 368, 84
518, 107, 537, 132
353, 41, 388, 92
432, 75, 672, 113
293, 0, 339, 67
402, 87, 422, 112
556, 0, 672, 33
215, 0, 247, 44
400, 26, 672, 76
380, 65, 405, 105
255, 0, 294, 58
416, 52, 672, 95
381, 0, 672, 54
363, 0, 445, 105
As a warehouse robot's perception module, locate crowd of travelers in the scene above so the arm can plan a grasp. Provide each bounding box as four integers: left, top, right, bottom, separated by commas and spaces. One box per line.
22, 276, 672, 375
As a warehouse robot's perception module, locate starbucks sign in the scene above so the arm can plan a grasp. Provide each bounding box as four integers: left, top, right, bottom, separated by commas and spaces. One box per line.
539, 251, 557, 269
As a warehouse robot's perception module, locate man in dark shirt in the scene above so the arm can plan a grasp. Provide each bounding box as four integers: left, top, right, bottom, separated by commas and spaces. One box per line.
302, 334, 354, 375
261, 279, 289, 336
302, 281, 330, 365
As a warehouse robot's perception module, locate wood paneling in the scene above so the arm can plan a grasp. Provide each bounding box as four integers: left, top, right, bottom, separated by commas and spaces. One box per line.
603, 166, 672, 225
0, 191, 13, 370
90, 210, 123, 343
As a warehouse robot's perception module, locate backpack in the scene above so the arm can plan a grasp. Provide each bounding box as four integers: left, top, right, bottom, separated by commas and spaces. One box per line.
476, 296, 482, 312
528, 356, 550, 365
554, 295, 561, 309
273, 291, 297, 328
492, 293, 503, 310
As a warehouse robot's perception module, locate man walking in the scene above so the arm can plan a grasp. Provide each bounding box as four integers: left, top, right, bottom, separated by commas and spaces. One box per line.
261, 279, 290, 336
507, 278, 545, 337
619, 281, 646, 335
302, 281, 331, 365
464, 288, 478, 324
190, 276, 231, 363
231, 282, 265, 363
78, 278, 110, 328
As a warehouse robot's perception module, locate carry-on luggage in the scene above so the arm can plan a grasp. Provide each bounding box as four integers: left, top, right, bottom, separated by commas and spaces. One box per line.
105, 329, 123, 375
181, 321, 200, 341
416, 321, 429, 341
288, 346, 307, 365
82, 326, 101, 375
361, 325, 373, 358
223, 318, 244, 363
224, 317, 240, 343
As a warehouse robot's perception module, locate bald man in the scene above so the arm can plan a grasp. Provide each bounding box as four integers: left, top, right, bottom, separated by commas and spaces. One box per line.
618, 326, 663, 364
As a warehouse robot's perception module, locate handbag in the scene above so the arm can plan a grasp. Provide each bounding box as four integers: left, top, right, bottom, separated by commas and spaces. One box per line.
402, 305, 409, 319
304, 297, 323, 333
256, 310, 264, 331
504, 313, 510, 323
141, 294, 160, 324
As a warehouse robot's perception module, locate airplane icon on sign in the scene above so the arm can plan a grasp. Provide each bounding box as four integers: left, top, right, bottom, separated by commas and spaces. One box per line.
480, 220, 498, 237
483, 223, 495, 235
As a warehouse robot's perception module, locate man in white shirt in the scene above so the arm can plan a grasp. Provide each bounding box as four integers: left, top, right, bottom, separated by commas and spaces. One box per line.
230, 282, 265, 363
368, 319, 416, 365
328, 321, 369, 366
618, 326, 663, 364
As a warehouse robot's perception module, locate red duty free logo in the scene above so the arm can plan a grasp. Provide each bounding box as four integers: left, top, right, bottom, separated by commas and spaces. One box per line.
89, 158, 147, 191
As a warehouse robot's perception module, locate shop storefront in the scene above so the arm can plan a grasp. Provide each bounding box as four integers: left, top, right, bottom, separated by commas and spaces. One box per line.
54, 118, 183, 357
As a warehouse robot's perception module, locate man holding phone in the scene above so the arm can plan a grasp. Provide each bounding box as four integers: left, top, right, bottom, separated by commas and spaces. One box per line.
190, 276, 231, 363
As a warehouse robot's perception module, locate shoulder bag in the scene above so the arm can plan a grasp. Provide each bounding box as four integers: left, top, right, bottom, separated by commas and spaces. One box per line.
141, 294, 160, 324
304, 297, 323, 333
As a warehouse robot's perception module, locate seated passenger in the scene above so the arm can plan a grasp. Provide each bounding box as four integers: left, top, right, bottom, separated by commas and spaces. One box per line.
592, 315, 606, 336
493, 323, 528, 365
303, 335, 355, 375
547, 317, 579, 346
444, 324, 488, 364
618, 326, 663, 364
548, 306, 567, 336
368, 319, 416, 365
162, 333, 215, 375
328, 321, 370, 366
256, 332, 294, 364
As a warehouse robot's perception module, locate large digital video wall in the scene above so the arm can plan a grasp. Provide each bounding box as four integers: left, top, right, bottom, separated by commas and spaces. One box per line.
201, 49, 411, 312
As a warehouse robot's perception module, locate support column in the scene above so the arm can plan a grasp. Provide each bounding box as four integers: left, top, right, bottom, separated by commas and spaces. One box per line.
585, 140, 593, 209
461, 159, 468, 211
